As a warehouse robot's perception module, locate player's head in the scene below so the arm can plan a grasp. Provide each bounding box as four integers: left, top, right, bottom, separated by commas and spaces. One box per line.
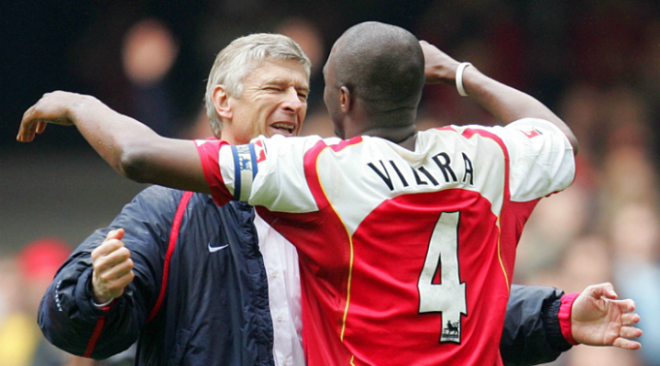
205, 33, 311, 144
323, 21, 425, 139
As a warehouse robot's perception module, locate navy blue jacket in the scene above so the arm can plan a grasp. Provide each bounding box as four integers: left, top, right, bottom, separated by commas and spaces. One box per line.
39, 186, 570, 365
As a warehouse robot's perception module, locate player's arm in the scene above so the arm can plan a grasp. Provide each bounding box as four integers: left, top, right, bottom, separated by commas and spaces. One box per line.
420, 41, 578, 154
17, 91, 211, 194
39, 187, 174, 359
501, 283, 641, 366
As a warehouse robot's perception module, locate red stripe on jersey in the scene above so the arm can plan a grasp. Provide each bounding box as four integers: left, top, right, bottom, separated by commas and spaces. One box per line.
460, 128, 517, 284
461, 128, 510, 201
460, 127, 540, 285
257, 137, 364, 365
303, 137, 364, 207
147, 191, 194, 322
195, 140, 232, 206
329, 136, 363, 152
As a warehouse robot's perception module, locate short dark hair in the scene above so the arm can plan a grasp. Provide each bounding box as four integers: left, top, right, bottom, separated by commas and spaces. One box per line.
333, 22, 425, 114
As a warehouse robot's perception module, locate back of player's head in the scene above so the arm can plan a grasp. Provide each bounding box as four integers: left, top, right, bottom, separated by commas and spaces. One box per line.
328, 22, 425, 117
205, 33, 311, 136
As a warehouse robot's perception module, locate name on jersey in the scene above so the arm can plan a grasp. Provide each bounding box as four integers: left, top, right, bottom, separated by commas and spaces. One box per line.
367, 152, 474, 191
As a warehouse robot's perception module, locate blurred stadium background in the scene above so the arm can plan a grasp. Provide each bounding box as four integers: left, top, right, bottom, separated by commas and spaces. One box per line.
1, 1, 659, 365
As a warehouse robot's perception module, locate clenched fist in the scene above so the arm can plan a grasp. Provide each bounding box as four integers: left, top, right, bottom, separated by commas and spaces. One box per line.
91, 229, 135, 305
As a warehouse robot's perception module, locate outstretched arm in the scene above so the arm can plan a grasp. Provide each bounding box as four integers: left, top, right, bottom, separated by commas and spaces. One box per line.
420, 41, 578, 154
17, 91, 210, 193
501, 283, 641, 366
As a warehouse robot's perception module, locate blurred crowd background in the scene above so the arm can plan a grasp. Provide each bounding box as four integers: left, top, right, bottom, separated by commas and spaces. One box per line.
1, 0, 659, 365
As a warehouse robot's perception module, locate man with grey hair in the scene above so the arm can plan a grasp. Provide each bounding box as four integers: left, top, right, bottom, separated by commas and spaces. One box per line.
29, 30, 640, 365
37, 33, 311, 366
203, 33, 311, 140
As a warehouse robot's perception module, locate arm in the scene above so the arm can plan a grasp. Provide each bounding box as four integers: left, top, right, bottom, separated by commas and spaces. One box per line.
420, 41, 578, 154
501, 285, 570, 366
501, 283, 642, 366
38, 187, 176, 359
17, 91, 210, 193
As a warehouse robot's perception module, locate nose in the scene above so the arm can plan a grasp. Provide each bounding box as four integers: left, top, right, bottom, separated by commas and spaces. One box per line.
281, 87, 305, 113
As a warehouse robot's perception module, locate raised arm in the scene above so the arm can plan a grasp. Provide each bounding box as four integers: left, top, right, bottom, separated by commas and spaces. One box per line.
17, 91, 210, 193
420, 41, 578, 154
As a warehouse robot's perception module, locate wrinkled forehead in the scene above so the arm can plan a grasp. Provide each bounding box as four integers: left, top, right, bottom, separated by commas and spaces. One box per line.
247, 58, 310, 88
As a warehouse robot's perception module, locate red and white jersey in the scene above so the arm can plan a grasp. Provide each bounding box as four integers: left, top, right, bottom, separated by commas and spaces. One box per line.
196, 118, 575, 366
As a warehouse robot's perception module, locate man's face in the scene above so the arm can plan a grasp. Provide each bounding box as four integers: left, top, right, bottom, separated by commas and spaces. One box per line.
224, 58, 309, 144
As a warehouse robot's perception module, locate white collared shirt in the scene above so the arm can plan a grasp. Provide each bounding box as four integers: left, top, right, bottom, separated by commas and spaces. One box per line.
254, 212, 304, 366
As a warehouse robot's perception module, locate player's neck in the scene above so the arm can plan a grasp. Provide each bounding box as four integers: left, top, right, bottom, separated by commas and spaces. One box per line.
359, 124, 418, 150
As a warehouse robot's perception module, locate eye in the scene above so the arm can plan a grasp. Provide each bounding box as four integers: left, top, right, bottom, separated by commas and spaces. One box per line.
264, 87, 283, 92
298, 92, 309, 101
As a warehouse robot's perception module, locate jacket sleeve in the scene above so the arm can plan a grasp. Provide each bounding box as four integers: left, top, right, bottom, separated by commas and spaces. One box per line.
500, 285, 573, 366
38, 186, 180, 359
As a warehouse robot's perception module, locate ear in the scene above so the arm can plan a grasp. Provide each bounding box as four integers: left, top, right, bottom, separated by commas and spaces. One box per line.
339, 86, 351, 113
212, 85, 232, 120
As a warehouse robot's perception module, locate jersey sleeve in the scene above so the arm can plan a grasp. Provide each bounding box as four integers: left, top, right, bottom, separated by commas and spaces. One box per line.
195, 139, 233, 206
196, 135, 321, 213
492, 118, 576, 202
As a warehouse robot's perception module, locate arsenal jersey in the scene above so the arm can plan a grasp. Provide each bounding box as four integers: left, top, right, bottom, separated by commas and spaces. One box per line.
195, 118, 575, 366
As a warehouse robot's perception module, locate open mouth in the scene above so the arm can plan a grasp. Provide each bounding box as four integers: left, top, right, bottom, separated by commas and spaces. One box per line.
270, 122, 296, 135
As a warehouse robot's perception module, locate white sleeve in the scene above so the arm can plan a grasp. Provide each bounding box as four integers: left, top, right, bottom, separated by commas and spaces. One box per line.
495, 118, 576, 202
219, 134, 322, 213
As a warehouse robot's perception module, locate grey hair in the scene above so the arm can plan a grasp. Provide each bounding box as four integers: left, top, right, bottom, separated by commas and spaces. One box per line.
204, 33, 312, 136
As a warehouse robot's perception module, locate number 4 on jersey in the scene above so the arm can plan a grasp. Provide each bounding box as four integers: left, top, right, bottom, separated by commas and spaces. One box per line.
418, 211, 467, 343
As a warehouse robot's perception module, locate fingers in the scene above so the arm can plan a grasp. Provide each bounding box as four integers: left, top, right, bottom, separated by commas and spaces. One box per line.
613, 337, 642, 350
584, 282, 618, 300
599, 282, 618, 300
105, 228, 125, 241
612, 298, 637, 314
620, 325, 643, 339
17, 105, 38, 142
17, 91, 76, 142
91, 230, 135, 301
621, 312, 641, 326
36, 121, 47, 134
94, 267, 135, 301
92, 229, 132, 281
104, 270, 135, 298
97, 257, 134, 285
92, 234, 123, 260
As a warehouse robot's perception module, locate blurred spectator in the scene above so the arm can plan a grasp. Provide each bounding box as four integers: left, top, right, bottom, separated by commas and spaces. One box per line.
0, 238, 72, 366
121, 18, 180, 137
275, 17, 326, 112
566, 345, 641, 366
515, 184, 592, 282
611, 203, 660, 365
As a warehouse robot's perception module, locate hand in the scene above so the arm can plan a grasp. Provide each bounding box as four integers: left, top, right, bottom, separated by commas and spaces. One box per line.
17, 91, 82, 142
90, 229, 135, 304
571, 282, 642, 350
419, 41, 461, 85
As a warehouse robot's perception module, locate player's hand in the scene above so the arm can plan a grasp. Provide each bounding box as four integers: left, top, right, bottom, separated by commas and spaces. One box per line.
419, 41, 461, 85
571, 282, 642, 350
17, 91, 82, 143
90, 229, 135, 304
